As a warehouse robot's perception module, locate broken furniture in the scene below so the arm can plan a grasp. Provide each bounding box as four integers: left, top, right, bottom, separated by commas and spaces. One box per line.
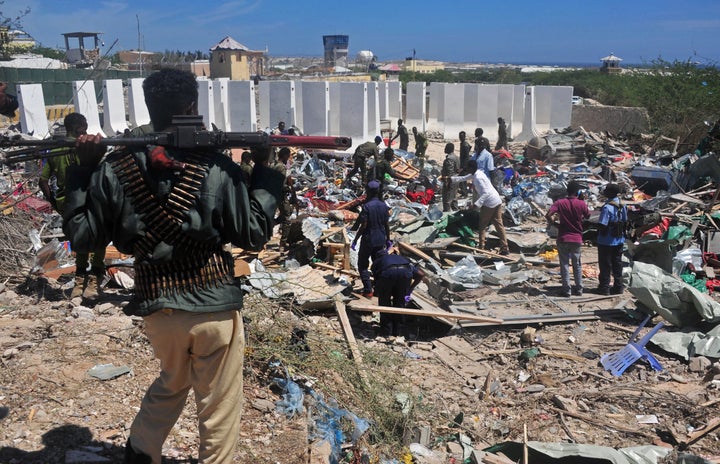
600, 315, 665, 376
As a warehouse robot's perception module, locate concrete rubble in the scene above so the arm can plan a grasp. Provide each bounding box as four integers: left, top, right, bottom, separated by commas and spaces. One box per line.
0, 123, 719, 463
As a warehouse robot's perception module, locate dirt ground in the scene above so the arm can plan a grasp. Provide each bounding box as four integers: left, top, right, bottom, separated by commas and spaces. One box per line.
0, 138, 718, 463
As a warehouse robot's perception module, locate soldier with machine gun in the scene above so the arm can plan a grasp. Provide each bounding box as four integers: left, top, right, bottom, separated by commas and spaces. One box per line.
0, 68, 351, 464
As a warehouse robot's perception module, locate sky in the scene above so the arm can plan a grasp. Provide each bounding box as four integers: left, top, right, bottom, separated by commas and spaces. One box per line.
6, 0, 720, 65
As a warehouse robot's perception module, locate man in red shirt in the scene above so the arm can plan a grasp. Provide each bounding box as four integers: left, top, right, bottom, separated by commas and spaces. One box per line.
546, 181, 590, 297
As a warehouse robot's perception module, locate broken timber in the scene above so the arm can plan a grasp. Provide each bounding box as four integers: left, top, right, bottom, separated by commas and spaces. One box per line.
333, 296, 368, 385
348, 303, 502, 324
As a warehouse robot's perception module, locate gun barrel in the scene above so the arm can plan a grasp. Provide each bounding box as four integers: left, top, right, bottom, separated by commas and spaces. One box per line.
269, 135, 352, 150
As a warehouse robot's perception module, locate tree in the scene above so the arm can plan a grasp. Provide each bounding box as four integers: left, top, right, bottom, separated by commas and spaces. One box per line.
0, 1, 31, 60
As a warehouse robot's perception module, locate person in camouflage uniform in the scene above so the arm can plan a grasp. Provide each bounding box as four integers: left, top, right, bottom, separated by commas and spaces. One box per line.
370, 148, 401, 197
390, 118, 409, 151
345, 136, 381, 186
412, 127, 428, 170
441, 143, 460, 211
458, 131, 472, 196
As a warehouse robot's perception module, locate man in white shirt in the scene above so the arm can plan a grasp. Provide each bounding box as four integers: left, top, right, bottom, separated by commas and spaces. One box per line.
447, 160, 509, 255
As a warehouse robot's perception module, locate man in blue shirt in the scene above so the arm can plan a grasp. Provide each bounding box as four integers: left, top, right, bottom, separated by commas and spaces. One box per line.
471, 147, 495, 179
351, 181, 390, 297
596, 183, 628, 295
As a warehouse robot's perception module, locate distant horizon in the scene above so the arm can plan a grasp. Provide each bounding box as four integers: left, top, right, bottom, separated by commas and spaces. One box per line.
10, 0, 720, 66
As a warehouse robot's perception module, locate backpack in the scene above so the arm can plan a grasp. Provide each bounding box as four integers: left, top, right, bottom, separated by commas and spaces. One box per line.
605, 200, 629, 238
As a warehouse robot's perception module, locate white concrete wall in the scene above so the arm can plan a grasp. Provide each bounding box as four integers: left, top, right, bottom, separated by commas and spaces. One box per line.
196, 78, 215, 129
127, 78, 150, 128
328, 82, 341, 136
378, 82, 390, 122
226, 80, 257, 132
294, 81, 304, 132
475, 84, 500, 138
515, 86, 538, 142
533, 85, 572, 132
511, 84, 526, 138
549, 85, 573, 129
212, 78, 230, 131
386, 81, 402, 124
463, 84, 479, 134
299, 81, 329, 136
496, 84, 515, 141
442, 83, 465, 140
427, 82, 444, 132
17, 83, 49, 138
72, 80, 105, 136
102, 79, 129, 135
259, 80, 296, 131
405, 81, 426, 132
366, 82, 380, 140
335, 82, 368, 148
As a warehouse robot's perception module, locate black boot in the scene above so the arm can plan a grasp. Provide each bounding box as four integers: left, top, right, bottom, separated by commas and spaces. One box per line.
124, 438, 152, 464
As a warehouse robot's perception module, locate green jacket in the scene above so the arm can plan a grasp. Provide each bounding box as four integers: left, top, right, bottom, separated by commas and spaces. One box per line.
63, 147, 284, 316
40, 145, 79, 201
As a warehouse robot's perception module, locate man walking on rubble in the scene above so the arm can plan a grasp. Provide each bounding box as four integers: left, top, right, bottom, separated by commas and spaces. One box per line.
351, 180, 390, 298
495, 117, 508, 151
546, 181, 590, 297
446, 160, 509, 256
345, 136, 382, 187
441, 143, 460, 212
64, 68, 284, 464
39, 112, 106, 301
412, 126, 428, 170
596, 183, 628, 295
371, 248, 425, 336
390, 118, 409, 151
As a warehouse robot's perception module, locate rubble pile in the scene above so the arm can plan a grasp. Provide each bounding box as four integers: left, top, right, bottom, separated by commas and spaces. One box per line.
0, 123, 719, 463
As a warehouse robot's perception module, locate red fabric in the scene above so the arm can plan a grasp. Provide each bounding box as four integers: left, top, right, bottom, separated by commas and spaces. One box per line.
640, 217, 671, 238
494, 148, 514, 160
706, 279, 720, 293
405, 188, 435, 205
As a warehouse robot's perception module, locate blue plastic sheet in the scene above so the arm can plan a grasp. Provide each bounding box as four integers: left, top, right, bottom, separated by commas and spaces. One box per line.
273, 370, 370, 464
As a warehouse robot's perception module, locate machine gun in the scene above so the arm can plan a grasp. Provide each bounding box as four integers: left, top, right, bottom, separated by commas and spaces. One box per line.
0, 115, 352, 164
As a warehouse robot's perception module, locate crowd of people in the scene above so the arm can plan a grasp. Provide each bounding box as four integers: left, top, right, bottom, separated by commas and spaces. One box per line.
1, 72, 630, 463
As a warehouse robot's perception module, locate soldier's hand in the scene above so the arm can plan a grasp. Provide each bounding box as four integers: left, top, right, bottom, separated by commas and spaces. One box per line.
75, 134, 106, 167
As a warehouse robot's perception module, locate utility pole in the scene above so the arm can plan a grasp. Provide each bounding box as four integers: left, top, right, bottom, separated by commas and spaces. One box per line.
136, 14, 143, 76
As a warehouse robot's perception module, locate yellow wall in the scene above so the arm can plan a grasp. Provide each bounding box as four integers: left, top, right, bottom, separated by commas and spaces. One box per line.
210, 51, 251, 80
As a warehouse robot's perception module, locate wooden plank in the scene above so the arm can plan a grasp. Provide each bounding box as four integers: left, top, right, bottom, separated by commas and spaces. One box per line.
334, 297, 368, 385
341, 228, 351, 270
348, 303, 503, 324
458, 309, 624, 328
549, 407, 654, 438
451, 242, 515, 261
311, 262, 360, 277
683, 417, 720, 448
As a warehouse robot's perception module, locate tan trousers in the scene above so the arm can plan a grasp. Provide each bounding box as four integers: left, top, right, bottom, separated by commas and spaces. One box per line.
129, 308, 245, 464
478, 204, 509, 251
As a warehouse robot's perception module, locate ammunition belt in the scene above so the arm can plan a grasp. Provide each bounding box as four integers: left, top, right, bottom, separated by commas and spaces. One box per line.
134, 248, 235, 301
110, 150, 234, 299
